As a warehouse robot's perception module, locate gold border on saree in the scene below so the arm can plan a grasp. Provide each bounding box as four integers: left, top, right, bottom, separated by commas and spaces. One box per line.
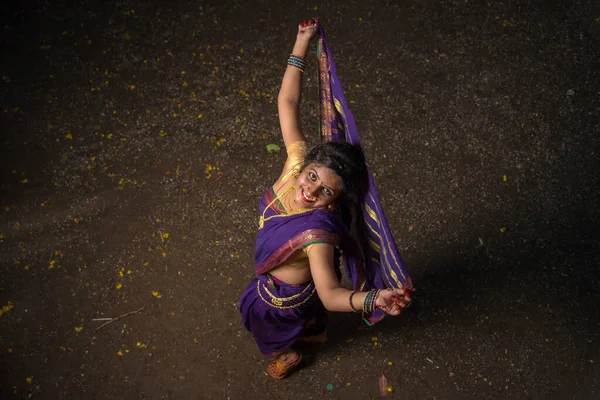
257, 280, 317, 309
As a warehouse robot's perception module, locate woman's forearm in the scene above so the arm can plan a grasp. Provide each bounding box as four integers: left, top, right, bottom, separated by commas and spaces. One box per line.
278, 36, 311, 105
321, 287, 369, 312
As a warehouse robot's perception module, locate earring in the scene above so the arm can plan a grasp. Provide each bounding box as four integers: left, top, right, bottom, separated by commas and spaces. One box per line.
327, 204, 335, 211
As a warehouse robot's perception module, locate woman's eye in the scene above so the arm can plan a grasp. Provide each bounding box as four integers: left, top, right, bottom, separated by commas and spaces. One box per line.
308, 172, 316, 181
323, 188, 332, 196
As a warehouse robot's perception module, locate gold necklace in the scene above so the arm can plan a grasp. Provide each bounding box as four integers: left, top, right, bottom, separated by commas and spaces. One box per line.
258, 185, 311, 229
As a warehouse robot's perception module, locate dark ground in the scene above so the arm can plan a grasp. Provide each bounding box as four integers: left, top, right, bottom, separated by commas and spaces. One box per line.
1, 0, 599, 399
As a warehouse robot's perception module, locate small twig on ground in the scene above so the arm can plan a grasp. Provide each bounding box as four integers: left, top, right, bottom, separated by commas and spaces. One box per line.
238, 120, 247, 136
93, 307, 145, 333
230, 120, 247, 148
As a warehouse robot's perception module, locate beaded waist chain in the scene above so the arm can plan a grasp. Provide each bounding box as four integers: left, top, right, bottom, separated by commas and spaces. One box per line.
256, 279, 317, 309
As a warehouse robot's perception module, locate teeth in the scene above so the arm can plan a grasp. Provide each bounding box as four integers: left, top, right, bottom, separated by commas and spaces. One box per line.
302, 190, 315, 202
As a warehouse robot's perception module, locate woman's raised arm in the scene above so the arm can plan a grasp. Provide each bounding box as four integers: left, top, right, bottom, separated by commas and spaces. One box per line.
278, 19, 318, 148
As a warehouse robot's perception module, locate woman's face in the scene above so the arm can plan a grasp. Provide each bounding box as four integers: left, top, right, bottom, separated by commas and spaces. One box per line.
294, 163, 342, 209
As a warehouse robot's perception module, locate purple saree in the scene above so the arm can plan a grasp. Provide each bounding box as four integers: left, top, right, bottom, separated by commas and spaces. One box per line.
239, 23, 413, 356
317, 26, 414, 301
239, 188, 348, 356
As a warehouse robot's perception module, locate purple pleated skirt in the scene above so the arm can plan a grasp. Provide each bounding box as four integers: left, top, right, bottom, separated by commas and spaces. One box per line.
239, 273, 327, 356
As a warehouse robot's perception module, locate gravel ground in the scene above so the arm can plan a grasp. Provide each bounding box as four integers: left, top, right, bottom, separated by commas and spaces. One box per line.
1, 0, 599, 399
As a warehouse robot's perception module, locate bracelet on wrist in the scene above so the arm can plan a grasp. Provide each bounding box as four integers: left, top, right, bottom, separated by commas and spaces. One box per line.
287, 54, 307, 72
348, 290, 359, 313
362, 289, 379, 314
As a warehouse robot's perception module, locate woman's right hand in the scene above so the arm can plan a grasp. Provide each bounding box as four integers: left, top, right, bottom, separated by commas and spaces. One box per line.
375, 288, 413, 316
297, 18, 319, 41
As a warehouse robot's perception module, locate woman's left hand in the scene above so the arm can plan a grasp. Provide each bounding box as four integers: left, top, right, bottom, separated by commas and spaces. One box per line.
375, 288, 412, 315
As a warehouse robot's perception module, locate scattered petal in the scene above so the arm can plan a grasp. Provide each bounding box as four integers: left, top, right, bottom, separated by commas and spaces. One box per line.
74, 326, 83, 333
500, 227, 506, 233
0, 301, 14, 317
152, 291, 162, 299
503, 175, 507, 182
379, 373, 389, 397
326, 383, 334, 391
26, 377, 33, 384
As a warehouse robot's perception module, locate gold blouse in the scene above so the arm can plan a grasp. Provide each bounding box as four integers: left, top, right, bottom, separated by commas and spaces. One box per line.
273, 141, 315, 266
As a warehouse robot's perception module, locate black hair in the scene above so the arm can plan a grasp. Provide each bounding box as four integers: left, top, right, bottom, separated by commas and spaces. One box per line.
302, 142, 368, 200
303, 142, 369, 274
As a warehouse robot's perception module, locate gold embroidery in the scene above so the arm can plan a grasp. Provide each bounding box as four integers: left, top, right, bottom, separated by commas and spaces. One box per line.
365, 203, 380, 226
367, 192, 406, 287
368, 237, 381, 253
334, 98, 344, 116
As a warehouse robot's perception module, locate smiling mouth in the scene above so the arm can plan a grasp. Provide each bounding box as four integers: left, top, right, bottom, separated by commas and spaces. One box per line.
300, 189, 316, 203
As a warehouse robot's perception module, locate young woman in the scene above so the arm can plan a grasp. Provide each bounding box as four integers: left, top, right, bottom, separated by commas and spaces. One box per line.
239, 18, 412, 379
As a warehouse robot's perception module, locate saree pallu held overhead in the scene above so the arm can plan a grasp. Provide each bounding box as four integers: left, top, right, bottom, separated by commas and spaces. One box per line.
317, 25, 414, 322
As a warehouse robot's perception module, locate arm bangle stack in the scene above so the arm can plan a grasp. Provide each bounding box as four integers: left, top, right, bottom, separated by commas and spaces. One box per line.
287, 54, 307, 72
349, 290, 359, 312
362, 289, 380, 314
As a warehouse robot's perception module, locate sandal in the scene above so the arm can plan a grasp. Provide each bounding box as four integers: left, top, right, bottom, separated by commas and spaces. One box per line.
267, 351, 303, 379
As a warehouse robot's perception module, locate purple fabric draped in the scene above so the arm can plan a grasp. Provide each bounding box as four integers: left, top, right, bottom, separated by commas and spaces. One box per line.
241, 188, 349, 356
239, 274, 327, 356
254, 188, 344, 276
317, 26, 414, 309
